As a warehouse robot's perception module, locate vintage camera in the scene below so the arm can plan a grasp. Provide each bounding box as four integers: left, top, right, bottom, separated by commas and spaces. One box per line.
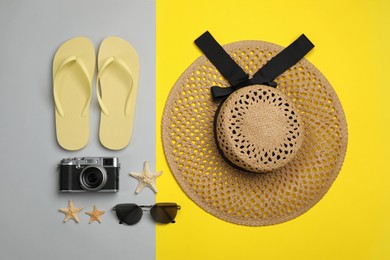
59, 157, 119, 192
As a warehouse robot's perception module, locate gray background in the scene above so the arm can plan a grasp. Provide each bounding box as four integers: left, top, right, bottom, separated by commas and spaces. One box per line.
0, 0, 156, 259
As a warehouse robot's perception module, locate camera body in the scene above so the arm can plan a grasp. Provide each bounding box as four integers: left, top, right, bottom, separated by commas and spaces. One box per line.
59, 157, 119, 192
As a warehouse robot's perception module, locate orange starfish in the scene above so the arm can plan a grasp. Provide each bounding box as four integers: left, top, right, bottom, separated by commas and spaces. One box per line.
85, 205, 105, 223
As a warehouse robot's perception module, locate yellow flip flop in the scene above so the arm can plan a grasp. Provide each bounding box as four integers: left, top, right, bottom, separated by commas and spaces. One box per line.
97, 36, 140, 150
53, 37, 95, 150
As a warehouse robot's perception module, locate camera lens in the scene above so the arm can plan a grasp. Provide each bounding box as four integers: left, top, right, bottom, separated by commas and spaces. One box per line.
80, 166, 107, 191
85, 170, 100, 186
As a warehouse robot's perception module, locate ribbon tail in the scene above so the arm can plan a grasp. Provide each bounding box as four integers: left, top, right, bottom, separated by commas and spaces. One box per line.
211, 86, 235, 100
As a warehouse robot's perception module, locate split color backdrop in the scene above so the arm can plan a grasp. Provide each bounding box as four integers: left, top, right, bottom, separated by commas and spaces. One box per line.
157, 0, 390, 259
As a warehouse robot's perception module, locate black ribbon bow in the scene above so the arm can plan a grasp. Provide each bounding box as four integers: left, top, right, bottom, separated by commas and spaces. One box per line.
194, 31, 315, 100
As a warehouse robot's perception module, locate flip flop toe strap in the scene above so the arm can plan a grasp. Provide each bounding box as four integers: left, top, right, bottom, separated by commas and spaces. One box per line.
97, 56, 134, 117
53, 56, 92, 117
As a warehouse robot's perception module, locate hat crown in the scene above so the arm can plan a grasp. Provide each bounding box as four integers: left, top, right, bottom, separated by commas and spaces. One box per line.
216, 85, 303, 173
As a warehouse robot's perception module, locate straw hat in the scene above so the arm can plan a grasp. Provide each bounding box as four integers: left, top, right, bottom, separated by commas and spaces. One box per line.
162, 32, 348, 226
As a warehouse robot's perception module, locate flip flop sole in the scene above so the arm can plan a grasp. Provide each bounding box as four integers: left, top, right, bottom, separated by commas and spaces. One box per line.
98, 36, 140, 150
53, 37, 95, 150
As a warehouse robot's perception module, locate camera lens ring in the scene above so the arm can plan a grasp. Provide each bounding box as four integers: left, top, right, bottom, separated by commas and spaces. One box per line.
79, 165, 108, 191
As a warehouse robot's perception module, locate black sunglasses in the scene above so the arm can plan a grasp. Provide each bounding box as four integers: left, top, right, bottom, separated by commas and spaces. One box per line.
112, 203, 181, 225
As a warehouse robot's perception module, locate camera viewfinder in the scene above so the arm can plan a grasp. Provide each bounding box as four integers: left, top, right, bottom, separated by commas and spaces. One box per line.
103, 158, 114, 166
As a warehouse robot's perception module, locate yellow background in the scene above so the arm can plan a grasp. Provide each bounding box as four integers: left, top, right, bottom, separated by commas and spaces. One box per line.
156, 0, 390, 259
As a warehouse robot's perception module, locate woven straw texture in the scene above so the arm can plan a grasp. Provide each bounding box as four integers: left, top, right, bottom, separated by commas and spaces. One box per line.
162, 40, 348, 226
216, 85, 303, 173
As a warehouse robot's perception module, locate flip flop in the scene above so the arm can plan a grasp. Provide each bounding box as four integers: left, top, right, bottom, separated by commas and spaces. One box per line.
97, 36, 140, 150
53, 37, 95, 150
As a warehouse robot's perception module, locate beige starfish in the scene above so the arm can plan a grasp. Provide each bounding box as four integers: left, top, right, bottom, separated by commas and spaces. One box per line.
85, 205, 105, 224
129, 161, 162, 194
59, 200, 83, 223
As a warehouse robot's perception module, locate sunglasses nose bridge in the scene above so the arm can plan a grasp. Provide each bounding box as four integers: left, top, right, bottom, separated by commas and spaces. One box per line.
139, 205, 153, 211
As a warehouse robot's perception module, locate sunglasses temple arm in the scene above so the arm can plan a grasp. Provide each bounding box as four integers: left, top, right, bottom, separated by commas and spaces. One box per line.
113, 205, 181, 211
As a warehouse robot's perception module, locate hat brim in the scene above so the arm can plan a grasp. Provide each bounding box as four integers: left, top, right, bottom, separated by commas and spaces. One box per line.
162, 40, 348, 226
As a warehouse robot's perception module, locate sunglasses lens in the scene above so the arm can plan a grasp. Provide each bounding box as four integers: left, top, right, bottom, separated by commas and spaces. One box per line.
114, 204, 143, 225
150, 203, 179, 224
